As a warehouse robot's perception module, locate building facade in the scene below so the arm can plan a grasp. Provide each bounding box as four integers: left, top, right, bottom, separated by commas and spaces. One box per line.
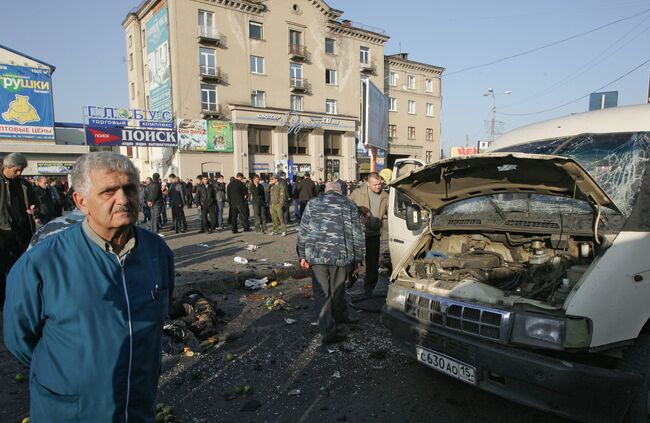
0, 45, 89, 178
124, 0, 388, 180
384, 53, 443, 166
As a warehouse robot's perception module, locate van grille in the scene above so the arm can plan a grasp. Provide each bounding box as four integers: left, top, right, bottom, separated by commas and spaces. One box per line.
405, 292, 512, 343
505, 220, 559, 229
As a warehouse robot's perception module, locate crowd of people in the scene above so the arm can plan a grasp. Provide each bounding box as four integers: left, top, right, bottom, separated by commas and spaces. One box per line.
1, 150, 391, 421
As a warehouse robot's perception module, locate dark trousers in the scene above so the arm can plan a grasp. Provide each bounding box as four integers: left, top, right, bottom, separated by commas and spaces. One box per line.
230, 202, 250, 232
364, 235, 381, 294
251, 202, 266, 232
141, 205, 151, 223
184, 194, 193, 208
200, 204, 216, 232
284, 202, 291, 223
150, 203, 163, 233
171, 206, 186, 232
0, 229, 27, 305
311, 264, 350, 339
299, 201, 309, 220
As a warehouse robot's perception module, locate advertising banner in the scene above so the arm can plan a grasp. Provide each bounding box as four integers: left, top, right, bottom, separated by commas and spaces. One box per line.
85, 126, 177, 147
0, 64, 54, 140
85, 105, 174, 129
274, 160, 288, 176
363, 79, 388, 151
206, 120, 233, 152
450, 146, 479, 157
177, 118, 207, 151
37, 162, 74, 174
252, 163, 271, 172
146, 6, 172, 112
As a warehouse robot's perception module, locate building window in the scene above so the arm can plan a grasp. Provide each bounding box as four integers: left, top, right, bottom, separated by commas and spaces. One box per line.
201, 83, 218, 111
325, 38, 335, 54
129, 53, 133, 71
426, 103, 434, 117
251, 90, 266, 108
408, 126, 416, 140
200, 47, 216, 76
289, 29, 302, 47
288, 131, 309, 155
425, 78, 433, 92
290, 62, 303, 88
389, 124, 397, 139
249, 21, 263, 39
248, 126, 273, 154
325, 99, 337, 114
408, 100, 416, 114
360, 46, 369, 65
198, 10, 214, 37
426, 128, 433, 141
426, 151, 433, 163
130, 82, 135, 100
407, 75, 416, 89
389, 97, 397, 112
325, 69, 337, 85
290, 94, 303, 111
324, 131, 341, 156
128, 35, 132, 48
389, 71, 398, 86
250, 55, 265, 74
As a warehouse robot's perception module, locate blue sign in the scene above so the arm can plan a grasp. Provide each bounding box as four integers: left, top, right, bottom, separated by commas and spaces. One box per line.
146, 7, 172, 113
0, 64, 54, 140
85, 126, 177, 147
89, 118, 128, 127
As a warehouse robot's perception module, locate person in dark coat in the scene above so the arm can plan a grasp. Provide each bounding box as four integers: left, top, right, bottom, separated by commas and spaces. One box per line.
167, 174, 187, 233
195, 175, 217, 233
296, 172, 318, 220
143, 172, 164, 234
34, 175, 57, 225
215, 175, 227, 230
249, 174, 267, 233
226, 172, 251, 233
183, 178, 194, 208
48, 177, 64, 218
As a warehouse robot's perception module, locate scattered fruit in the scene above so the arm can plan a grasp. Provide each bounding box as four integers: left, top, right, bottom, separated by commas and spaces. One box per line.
15, 373, 27, 382
21, 418, 29, 423
225, 352, 235, 362
243, 385, 254, 394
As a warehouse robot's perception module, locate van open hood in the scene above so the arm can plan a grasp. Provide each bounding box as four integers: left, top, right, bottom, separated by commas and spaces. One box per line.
389, 153, 621, 213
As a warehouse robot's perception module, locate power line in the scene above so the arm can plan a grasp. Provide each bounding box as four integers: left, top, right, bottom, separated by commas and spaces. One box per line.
446, 8, 650, 76
498, 59, 650, 117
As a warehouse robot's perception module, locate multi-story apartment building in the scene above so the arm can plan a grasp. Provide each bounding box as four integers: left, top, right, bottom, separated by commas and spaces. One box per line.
384, 53, 444, 166
123, 0, 388, 180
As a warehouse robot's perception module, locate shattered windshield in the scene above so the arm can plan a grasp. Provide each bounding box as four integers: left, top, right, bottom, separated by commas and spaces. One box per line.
493, 132, 650, 217
441, 194, 595, 216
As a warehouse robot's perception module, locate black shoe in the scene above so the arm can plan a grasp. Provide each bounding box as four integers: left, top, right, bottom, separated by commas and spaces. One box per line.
322, 333, 348, 345
243, 228, 252, 232
232, 230, 239, 234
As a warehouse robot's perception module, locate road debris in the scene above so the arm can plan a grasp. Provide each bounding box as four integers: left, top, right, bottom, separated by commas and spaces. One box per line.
287, 389, 301, 396
244, 244, 259, 251
234, 256, 248, 264
163, 291, 223, 354
245, 277, 268, 290
197, 243, 210, 248
332, 370, 341, 379
284, 318, 297, 325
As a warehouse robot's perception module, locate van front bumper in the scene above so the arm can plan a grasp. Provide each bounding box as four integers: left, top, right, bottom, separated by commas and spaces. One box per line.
381, 305, 641, 423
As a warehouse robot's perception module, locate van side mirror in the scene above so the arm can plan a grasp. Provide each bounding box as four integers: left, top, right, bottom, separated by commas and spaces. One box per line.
406, 203, 423, 231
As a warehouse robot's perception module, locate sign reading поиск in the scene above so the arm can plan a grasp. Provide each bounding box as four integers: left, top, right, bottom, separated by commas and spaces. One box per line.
85, 126, 177, 147
0, 64, 55, 140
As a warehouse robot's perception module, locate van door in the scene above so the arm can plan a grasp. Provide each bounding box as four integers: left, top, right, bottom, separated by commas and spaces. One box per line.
388, 158, 426, 267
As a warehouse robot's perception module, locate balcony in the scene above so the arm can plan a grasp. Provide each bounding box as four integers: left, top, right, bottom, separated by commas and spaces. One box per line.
360, 59, 377, 74
201, 103, 225, 118
290, 77, 310, 92
288, 43, 308, 60
197, 26, 221, 45
200, 65, 223, 82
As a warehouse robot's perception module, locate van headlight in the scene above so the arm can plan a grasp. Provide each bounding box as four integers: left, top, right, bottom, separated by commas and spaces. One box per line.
386, 285, 408, 312
511, 313, 591, 350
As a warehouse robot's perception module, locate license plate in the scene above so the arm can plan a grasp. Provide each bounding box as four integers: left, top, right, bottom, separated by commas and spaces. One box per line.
416, 346, 477, 385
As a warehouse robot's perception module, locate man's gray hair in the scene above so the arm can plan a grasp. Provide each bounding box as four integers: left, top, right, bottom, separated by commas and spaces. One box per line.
72, 152, 139, 196
2, 152, 28, 169
325, 181, 342, 193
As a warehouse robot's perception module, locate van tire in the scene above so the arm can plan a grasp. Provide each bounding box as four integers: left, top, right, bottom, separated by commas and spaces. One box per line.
618, 335, 650, 423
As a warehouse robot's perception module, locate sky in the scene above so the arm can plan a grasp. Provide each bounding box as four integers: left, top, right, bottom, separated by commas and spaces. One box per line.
2, 0, 649, 154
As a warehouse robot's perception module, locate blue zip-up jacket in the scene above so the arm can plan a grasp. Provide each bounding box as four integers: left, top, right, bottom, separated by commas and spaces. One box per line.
297, 190, 366, 267
3, 223, 174, 422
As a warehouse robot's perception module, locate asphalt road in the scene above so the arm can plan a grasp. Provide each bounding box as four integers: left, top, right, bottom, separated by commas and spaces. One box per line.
0, 209, 572, 423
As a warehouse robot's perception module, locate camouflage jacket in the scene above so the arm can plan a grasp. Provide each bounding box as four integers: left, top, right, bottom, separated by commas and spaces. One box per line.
297, 191, 366, 267
269, 184, 286, 206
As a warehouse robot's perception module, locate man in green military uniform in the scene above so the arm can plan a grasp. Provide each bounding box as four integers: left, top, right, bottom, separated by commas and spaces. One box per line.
269, 175, 286, 236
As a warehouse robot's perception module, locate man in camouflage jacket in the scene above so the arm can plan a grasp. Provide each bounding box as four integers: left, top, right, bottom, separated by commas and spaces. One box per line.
297, 181, 366, 344
269, 175, 286, 236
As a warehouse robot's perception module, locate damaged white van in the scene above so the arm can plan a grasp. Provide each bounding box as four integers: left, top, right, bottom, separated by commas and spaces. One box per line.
381, 104, 650, 422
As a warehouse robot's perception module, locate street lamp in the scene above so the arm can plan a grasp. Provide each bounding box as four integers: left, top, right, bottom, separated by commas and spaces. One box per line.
483, 88, 511, 143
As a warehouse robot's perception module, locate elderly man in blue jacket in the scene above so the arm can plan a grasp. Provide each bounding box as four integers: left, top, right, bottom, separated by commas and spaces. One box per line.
4, 152, 174, 422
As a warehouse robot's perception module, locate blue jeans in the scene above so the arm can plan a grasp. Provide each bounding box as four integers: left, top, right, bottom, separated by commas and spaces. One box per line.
150, 203, 162, 233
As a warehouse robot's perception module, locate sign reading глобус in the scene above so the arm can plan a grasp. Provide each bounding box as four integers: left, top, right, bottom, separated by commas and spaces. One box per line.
0, 65, 55, 140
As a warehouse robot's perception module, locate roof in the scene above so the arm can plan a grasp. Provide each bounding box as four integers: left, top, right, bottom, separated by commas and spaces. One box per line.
490, 104, 650, 150
0, 44, 55, 71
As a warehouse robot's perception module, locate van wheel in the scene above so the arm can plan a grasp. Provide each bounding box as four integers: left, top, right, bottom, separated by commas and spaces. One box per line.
618, 335, 650, 422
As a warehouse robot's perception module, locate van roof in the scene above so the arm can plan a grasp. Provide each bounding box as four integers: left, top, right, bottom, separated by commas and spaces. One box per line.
490, 104, 650, 151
